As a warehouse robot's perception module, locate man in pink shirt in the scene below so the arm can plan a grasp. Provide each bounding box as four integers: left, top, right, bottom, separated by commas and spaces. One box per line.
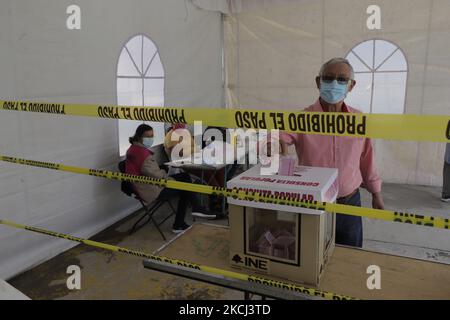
280, 58, 385, 247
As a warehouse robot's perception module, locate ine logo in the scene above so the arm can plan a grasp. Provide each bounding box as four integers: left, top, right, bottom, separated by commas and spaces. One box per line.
232, 253, 269, 272
232, 254, 243, 264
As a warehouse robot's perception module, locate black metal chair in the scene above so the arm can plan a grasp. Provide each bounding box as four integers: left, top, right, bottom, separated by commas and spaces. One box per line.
118, 160, 175, 240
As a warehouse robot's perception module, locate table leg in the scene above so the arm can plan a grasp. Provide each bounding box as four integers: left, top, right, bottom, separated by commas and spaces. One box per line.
222, 165, 228, 216
200, 168, 205, 207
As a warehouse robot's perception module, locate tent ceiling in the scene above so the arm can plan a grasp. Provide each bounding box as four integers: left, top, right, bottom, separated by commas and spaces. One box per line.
191, 0, 304, 14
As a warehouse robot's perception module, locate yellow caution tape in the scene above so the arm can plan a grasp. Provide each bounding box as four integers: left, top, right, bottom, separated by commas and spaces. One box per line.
0, 219, 355, 300
1, 100, 449, 142
1, 155, 448, 230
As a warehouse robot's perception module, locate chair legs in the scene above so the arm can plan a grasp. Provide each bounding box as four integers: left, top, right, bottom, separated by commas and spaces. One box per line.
129, 199, 176, 241
158, 200, 176, 226
151, 216, 167, 241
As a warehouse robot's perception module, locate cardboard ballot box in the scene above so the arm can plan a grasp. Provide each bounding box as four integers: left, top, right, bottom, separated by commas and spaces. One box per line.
227, 164, 338, 286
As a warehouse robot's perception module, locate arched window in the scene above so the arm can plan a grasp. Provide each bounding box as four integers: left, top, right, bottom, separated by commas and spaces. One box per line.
345, 39, 408, 114
117, 35, 165, 156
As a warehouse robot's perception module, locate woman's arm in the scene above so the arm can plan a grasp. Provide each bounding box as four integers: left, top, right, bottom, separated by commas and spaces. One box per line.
141, 156, 168, 179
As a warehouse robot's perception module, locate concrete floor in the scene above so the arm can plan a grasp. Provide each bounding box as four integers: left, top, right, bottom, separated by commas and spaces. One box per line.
7, 183, 450, 300
361, 184, 450, 263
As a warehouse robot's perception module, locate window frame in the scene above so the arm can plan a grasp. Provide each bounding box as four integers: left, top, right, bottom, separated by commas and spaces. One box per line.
116, 34, 166, 156
345, 39, 408, 114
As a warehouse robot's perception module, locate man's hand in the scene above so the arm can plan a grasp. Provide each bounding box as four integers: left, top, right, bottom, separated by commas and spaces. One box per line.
266, 139, 288, 157
372, 192, 385, 210
280, 140, 288, 155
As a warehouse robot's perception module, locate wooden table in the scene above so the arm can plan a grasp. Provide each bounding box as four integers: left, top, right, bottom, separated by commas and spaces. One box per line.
154, 223, 450, 300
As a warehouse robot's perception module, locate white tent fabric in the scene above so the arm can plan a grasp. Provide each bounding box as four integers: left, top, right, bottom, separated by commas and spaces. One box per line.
191, 0, 235, 14
222, 0, 450, 187
0, 0, 222, 280
0, 0, 448, 282
192, 0, 303, 14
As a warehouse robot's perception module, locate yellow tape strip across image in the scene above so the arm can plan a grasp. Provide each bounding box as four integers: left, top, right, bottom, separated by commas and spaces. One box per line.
0, 219, 354, 300
1, 100, 449, 299
1, 100, 449, 142
1, 155, 448, 230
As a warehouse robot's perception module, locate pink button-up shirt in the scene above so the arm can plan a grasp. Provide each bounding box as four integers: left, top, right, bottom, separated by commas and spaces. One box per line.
280, 99, 382, 198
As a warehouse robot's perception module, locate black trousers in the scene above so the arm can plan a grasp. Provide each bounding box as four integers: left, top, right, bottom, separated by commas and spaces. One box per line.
159, 172, 201, 227
336, 189, 363, 248
443, 161, 450, 198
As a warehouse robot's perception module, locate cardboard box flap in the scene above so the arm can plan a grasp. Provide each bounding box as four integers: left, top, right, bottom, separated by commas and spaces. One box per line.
227, 164, 338, 214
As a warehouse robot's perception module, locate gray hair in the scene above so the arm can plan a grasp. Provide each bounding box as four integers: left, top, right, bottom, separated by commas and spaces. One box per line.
319, 58, 354, 80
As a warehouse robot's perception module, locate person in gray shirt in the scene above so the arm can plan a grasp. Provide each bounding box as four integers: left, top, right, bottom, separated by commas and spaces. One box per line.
442, 143, 450, 202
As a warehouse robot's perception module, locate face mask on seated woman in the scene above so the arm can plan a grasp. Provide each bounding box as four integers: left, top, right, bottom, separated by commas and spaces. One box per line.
142, 137, 154, 149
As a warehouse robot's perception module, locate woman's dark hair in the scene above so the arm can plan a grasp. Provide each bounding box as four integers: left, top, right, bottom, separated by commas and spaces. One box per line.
129, 124, 153, 144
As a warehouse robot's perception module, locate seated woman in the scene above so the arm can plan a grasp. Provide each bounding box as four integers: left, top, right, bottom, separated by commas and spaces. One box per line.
125, 124, 215, 234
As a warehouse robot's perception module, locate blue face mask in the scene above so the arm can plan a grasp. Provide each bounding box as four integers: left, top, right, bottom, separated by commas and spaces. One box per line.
320, 79, 349, 104
142, 137, 154, 149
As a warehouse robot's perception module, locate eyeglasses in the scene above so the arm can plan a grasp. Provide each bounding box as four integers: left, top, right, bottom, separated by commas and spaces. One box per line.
320, 75, 352, 85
